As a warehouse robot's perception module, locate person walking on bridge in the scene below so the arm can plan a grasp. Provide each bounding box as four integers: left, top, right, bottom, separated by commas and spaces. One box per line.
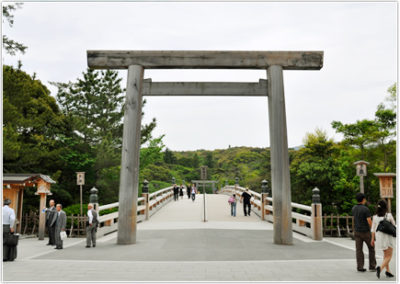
86, 203, 99, 248
371, 199, 395, 278
352, 193, 376, 272
186, 184, 191, 199
228, 194, 238, 217
179, 184, 184, 199
240, 188, 252, 216
191, 185, 197, 202
173, 184, 179, 201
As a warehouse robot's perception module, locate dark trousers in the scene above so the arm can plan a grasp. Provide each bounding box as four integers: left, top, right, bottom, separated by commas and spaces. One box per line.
243, 202, 251, 216
191, 193, 196, 201
47, 225, 56, 245
3, 225, 17, 261
354, 231, 376, 270
174, 193, 179, 201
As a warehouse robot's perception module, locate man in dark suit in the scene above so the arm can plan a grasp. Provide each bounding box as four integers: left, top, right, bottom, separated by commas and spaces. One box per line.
45, 199, 57, 246
54, 204, 67, 250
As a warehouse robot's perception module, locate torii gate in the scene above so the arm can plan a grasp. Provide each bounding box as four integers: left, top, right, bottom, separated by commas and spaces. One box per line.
87, 50, 324, 245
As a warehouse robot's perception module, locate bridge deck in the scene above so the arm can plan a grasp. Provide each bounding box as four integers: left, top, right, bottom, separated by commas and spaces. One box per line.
3, 194, 396, 282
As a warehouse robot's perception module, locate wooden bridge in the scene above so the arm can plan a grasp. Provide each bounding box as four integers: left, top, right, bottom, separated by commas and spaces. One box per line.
95, 184, 322, 241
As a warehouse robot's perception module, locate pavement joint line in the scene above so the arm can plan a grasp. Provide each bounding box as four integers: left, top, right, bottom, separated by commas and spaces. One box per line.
322, 238, 384, 260
292, 232, 318, 243
18, 258, 360, 264
25, 238, 86, 260
323, 238, 357, 251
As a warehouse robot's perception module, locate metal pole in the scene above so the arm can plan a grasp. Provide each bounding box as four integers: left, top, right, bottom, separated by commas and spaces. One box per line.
203, 183, 206, 222
80, 184, 83, 217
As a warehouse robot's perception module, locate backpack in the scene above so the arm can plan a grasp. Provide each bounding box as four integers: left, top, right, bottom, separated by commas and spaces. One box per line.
228, 196, 235, 204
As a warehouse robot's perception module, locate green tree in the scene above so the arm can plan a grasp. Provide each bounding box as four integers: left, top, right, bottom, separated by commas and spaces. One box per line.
2, 3, 27, 56
205, 152, 214, 168
331, 119, 377, 159
3, 65, 64, 172
163, 148, 177, 164
191, 153, 200, 168
53, 68, 124, 145
290, 129, 357, 213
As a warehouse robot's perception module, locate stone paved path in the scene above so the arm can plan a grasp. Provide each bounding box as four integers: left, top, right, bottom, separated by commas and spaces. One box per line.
3, 194, 397, 282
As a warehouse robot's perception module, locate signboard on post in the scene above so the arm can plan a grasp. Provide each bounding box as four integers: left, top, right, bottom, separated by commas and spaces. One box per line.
76, 172, 85, 217
200, 166, 208, 180
76, 172, 85, 185
374, 173, 396, 213
374, 173, 395, 198
354, 161, 368, 176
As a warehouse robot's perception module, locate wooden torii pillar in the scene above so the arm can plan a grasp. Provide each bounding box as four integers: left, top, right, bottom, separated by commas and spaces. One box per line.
87, 50, 324, 245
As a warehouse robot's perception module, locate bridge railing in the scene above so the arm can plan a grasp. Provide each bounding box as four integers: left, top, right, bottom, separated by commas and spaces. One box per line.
219, 185, 322, 240
96, 186, 174, 236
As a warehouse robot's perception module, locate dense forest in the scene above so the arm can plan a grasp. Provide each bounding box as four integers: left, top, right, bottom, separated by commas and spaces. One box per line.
3, 4, 396, 216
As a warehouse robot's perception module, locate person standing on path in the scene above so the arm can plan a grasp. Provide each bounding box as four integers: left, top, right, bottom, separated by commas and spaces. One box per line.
179, 184, 184, 199
3, 199, 16, 261
86, 203, 98, 248
173, 184, 179, 201
44, 199, 57, 246
240, 189, 252, 216
186, 184, 191, 199
54, 204, 67, 250
228, 194, 238, 217
351, 192, 376, 272
371, 199, 395, 278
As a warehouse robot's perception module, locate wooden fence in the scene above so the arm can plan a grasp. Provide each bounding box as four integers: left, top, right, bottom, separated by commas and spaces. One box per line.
323, 214, 355, 237
20, 212, 89, 237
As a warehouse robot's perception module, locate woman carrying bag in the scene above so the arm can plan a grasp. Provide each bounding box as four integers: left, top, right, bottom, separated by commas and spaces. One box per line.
371, 199, 396, 279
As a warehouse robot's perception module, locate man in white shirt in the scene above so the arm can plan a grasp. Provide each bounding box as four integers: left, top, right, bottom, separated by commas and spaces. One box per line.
3, 199, 16, 261
86, 203, 98, 248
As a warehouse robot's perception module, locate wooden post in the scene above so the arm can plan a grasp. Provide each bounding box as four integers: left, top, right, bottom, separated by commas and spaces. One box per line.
117, 65, 144, 245
267, 65, 292, 245
38, 193, 47, 240
142, 193, 149, 220
311, 187, 323, 240
17, 188, 24, 233
261, 193, 267, 221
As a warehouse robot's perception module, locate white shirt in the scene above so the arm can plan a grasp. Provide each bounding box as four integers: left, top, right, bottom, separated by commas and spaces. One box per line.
3, 205, 16, 227
87, 209, 93, 224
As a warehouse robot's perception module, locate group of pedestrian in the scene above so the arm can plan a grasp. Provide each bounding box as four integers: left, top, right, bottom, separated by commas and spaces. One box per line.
173, 183, 198, 202
173, 184, 185, 201
186, 184, 197, 201
352, 192, 395, 279
228, 188, 253, 217
43, 200, 98, 250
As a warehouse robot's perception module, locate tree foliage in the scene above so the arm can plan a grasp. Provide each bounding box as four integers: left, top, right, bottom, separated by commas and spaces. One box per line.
2, 3, 27, 56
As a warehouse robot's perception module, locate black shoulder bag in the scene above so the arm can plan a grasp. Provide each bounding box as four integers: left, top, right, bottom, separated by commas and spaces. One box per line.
376, 214, 396, 237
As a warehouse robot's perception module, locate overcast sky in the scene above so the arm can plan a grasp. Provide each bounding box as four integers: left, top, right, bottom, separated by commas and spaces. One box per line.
3, 2, 397, 151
